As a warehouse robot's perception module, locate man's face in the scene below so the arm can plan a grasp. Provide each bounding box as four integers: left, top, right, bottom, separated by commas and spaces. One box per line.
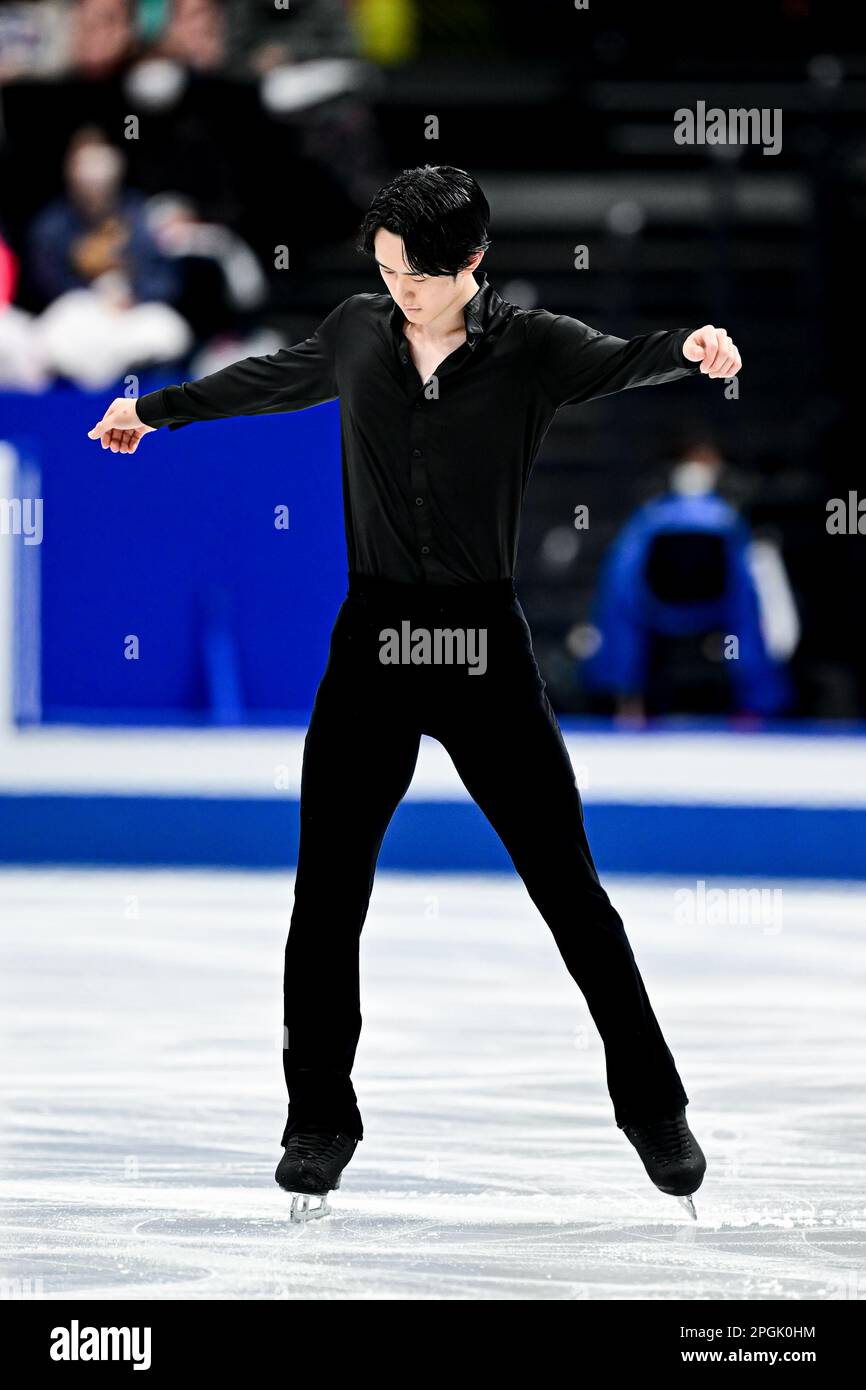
373, 228, 476, 327
66, 139, 124, 213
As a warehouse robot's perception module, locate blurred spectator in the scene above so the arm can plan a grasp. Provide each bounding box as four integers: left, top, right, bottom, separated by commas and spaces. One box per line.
145, 192, 267, 337
0, 220, 49, 386
221, 0, 382, 211
581, 443, 799, 721
153, 0, 226, 72
68, 0, 140, 80
29, 125, 181, 306
23, 126, 191, 386
224, 0, 360, 75
0, 225, 17, 303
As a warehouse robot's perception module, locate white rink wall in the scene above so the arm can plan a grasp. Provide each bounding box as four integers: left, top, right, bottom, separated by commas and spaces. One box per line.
1, 724, 866, 877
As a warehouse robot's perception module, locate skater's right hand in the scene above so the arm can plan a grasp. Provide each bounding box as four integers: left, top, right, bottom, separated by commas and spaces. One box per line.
87, 398, 155, 453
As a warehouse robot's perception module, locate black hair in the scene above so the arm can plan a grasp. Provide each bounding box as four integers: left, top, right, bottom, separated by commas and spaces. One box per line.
356, 165, 491, 277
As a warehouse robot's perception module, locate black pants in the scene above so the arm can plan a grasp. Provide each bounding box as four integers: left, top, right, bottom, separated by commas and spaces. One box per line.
282, 573, 689, 1143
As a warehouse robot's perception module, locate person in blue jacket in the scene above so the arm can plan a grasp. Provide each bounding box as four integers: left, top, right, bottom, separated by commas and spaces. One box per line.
582, 453, 793, 717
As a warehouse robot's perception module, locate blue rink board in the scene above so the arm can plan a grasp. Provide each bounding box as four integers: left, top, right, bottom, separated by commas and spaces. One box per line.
1, 795, 864, 879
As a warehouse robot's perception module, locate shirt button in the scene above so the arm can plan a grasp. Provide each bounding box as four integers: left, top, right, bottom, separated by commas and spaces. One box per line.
415, 496, 424, 506
421, 545, 430, 555
401, 354, 408, 364
412, 448, 422, 457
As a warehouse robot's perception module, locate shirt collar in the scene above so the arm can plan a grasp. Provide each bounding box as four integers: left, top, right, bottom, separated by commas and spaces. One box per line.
389, 269, 499, 351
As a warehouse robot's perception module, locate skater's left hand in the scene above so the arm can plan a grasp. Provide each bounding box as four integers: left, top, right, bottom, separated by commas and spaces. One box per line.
682, 326, 742, 379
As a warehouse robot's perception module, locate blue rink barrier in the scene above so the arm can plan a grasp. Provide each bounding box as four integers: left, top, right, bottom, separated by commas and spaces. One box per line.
1, 383, 347, 723
2, 794, 865, 879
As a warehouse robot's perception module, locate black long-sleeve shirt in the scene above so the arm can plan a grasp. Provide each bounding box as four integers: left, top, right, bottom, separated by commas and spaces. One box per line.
136, 270, 701, 585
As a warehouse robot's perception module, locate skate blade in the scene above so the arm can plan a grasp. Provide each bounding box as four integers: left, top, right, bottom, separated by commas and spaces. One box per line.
677, 1193, 698, 1220
289, 1191, 332, 1223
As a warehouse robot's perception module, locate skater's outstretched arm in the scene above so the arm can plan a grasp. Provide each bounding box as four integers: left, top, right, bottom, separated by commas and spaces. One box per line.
523, 311, 741, 409
87, 297, 349, 453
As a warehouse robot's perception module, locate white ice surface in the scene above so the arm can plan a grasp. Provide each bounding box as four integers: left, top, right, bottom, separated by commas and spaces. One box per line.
1, 868, 864, 1301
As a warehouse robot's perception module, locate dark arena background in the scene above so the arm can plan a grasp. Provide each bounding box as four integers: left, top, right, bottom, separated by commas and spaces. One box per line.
0, 0, 863, 1341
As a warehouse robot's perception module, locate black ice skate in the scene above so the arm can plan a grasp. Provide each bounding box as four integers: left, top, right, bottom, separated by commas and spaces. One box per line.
275, 1128, 359, 1222
621, 1109, 707, 1218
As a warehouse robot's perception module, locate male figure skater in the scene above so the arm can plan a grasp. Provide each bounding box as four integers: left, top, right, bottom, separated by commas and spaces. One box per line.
89, 166, 741, 1220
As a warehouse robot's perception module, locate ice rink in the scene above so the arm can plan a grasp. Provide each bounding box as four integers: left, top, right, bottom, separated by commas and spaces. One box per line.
2, 867, 864, 1301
